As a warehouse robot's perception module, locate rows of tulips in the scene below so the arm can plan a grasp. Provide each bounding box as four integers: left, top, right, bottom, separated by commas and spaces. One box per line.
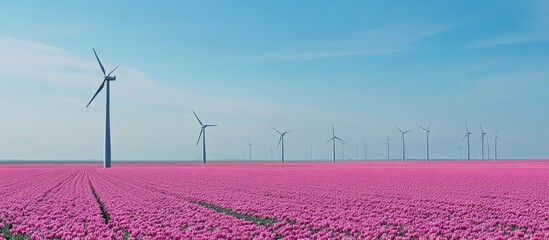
1, 161, 548, 239
0, 168, 112, 239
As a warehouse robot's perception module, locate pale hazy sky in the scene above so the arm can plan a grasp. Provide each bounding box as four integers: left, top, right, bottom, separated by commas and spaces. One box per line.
0, 1, 548, 161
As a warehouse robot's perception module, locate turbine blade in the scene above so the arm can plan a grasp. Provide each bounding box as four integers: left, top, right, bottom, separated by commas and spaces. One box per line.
419, 125, 428, 131
205, 124, 217, 127
196, 128, 203, 146
85, 80, 106, 108
404, 130, 412, 134
107, 66, 119, 77
479, 122, 484, 132
428, 122, 432, 130
495, 128, 499, 136
461, 133, 468, 142
192, 110, 203, 126
277, 136, 282, 148
93, 48, 106, 76
283, 130, 292, 135
465, 121, 469, 132
395, 125, 403, 133
271, 126, 281, 134
332, 124, 335, 137
326, 137, 335, 144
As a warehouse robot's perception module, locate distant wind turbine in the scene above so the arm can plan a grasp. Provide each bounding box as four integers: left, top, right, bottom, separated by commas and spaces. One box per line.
461, 122, 472, 162
395, 125, 412, 162
479, 123, 487, 161
326, 125, 344, 163
86, 48, 119, 169
193, 110, 217, 164
419, 123, 431, 162
381, 136, 390, 161
248, 137, 252, 162
272, 126, 291, 163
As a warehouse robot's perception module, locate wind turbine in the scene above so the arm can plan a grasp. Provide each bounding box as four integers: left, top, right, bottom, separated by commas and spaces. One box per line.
494, 129, 499, 161
419, 123, 431, 162
248, 137, 252, 162
395, 125, 412, 162
326, 125, 344, 163
461, 122, 472, 162
86, 48, 118, 169
272, 126, 291, 163
479, 123, 486, 161
193, 110, 217, 164
381, 136, 390, 161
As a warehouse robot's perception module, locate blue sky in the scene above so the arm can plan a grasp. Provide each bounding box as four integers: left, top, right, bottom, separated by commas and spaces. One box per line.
0, 1, 548, 161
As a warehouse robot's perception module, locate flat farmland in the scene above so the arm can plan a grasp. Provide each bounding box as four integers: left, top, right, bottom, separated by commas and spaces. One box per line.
0, 161, 548, 239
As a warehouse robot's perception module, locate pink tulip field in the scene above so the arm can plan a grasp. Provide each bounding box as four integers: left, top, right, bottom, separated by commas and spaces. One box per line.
0, 161, 548, 239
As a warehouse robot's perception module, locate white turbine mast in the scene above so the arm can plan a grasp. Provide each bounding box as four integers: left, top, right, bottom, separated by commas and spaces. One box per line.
461, 122, 472, 162
193, 110, 217, 164
86, 48, 118, 169
479, 122, 487, 161
248, 137, 252, 162
326, 124, 344, 163
419, 123, 432, 161
381, 136, 390, 161
395, 125, 412, 162
272, 126, 291, 163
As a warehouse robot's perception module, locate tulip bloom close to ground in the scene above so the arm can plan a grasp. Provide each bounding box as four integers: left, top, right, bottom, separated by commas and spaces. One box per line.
0, 161, 548, 239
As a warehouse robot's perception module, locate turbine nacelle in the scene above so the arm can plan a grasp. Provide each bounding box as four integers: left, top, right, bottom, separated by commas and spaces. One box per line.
105, 76, 116, 81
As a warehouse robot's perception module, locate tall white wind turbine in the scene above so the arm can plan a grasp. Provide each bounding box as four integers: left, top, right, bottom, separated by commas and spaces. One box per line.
86, 49, 119, 169
381, 136, 390, 161
326, 125, 344, 163
193, 110, 217, 164
461, 122, 472, 161
395, 125, 412, 162
419, 123, 431, 162
272, 126, 291, 163
479, 123, 486, 161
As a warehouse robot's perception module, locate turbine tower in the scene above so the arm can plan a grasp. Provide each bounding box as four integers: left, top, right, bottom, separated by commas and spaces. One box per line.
479, 123, 486, 161
494, 129, 499, 161
193, 110, 217, 164
419, 123, 431, 161
395, 125, 412, 162
248, 137, 252, 162
381, 136, 390, 161
461, 122, 472, 161
326, 125, 344, 163
86, 48, 118, 169
272, 126, 291, 163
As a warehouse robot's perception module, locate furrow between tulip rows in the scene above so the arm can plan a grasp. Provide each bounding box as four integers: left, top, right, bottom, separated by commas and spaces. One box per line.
89, 181, 111, 225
